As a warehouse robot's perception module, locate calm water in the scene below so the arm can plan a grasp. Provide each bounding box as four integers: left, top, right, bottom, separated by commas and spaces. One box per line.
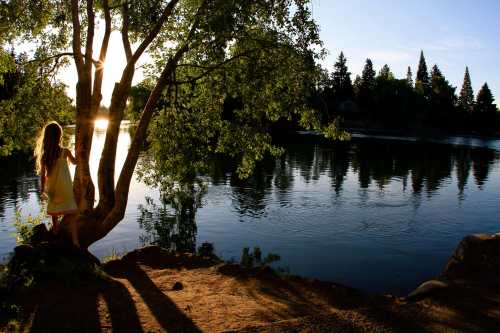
1, 125, 500, 295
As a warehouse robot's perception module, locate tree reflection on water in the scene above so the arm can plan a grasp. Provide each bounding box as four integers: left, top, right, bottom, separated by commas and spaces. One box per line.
136, 135, 499, 251
137, 183, 206, 253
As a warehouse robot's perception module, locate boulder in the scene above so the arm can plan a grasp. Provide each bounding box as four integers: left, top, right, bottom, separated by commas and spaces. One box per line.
172, 281, 184, 291
441, 234, 500, 280
405, 280, 448, 301
30, 223, 52, 244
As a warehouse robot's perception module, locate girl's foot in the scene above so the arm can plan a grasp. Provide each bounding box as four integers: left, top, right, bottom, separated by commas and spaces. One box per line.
52, 226, 60, 236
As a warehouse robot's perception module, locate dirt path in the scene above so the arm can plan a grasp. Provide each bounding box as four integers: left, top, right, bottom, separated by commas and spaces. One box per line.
11, 246, 500, 332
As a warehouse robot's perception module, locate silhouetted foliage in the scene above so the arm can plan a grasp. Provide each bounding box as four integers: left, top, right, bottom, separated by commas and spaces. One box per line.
429, 65, 457, 130
406, 66, 414, 88
358, 58, 376, 116
0, 49, 74, 155
416, 50, 431, 98
473, 83, 497, 135
329, 52, 353, 114
315, 51, 497, 136
458, 67, 474, 113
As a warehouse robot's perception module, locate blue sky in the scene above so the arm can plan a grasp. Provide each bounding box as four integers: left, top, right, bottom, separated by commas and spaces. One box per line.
311, 0, 500, 103
57, 1, 499, 106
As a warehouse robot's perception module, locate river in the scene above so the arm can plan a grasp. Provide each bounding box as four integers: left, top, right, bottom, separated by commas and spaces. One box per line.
1, 122, 499, 295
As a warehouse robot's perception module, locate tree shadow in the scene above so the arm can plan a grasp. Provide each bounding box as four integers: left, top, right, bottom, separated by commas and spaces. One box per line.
105, 259, 202, 333
217, 262, 500, 332
23, 259, 203, 332
27, 277, 143, 333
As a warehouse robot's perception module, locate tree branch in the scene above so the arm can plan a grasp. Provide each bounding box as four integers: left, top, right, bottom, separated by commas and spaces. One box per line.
171, 49, 260, 85
95, 0, 184, 215
101, 1, 207, 232
26, 52, 75, 64
129, 0, 180, 65
91, 0, 111, 118
121, 1, 132, 62
70, 0, 84, 75
85, 0, 95, 71
25, 52, 100, 66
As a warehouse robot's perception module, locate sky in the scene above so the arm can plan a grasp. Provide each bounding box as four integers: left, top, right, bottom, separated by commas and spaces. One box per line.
58, 0, 500, 106
310, 0, 500, 103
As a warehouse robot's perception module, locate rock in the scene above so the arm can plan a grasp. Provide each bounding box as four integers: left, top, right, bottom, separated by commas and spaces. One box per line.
121, 246, 218, 269
30, 223, 51, 244
13, 244, 35, 257
405, 280, 448, 301
172, 281, 184, 291
441, 234, 500, 280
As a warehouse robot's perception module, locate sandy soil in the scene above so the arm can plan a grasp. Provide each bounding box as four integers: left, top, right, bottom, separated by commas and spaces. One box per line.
8, 246, 500, 332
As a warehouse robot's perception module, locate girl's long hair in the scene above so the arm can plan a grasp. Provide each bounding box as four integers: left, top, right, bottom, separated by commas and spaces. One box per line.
35, 122, 63, 175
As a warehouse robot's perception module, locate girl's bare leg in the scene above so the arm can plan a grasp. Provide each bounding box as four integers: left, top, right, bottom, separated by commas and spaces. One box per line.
67, 214, 80, 248
51, 215, 60, 234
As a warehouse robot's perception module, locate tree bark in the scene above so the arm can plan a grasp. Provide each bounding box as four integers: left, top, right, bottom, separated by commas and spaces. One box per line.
71, 0, 96, 213
96, 0, 180, 215
63, 0, 204, 247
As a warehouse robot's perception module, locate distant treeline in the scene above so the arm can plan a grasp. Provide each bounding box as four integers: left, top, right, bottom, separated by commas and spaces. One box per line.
313, 51, 499, 137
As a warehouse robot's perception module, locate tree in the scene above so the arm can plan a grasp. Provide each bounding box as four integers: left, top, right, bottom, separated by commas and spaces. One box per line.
458, 67, 474, 113
4, 0, 325, 247
330, 51, 353, 101
358, 58, 376, 110
415, 50, 430, 97
406, 66, 413, 87
430, 64, 442, 79
474, 83, 497, 135
378, 64, 393, 81
353, 75, 362, 97
361, 59, 376, 90
429, 65, 457, 130
0, 49, 74, 156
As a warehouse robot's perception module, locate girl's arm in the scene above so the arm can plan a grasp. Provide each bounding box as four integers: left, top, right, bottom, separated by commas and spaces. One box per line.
65, 148, 77, 165
40, 165, 46, 195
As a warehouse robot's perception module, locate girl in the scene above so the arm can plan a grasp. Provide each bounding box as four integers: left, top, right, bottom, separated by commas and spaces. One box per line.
35, 121, 79, 245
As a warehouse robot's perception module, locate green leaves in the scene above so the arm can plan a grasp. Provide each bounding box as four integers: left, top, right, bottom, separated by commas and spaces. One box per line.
0, 50, 74, 156
134, 0, 325, 189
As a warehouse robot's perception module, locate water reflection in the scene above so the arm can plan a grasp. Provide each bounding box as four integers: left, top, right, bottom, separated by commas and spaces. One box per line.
137, 184, 205, 252
0, 155, 40, 218
137, 134, 500, 250
207, 137, 498, 217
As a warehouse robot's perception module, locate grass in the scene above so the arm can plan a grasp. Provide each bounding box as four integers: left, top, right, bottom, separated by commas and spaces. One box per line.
102, 248, 123, 263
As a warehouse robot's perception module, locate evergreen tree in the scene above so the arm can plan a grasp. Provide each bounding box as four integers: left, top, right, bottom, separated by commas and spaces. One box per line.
358, 59, 376, 114
431, 64, 442, 80
331, 51, 353, 101
406, 66, 413, 87
429, 64, 457, 130
378, 64, 394, 81
361, 59, 376, 90
458, 67, 474, 113
353, 75, 362, 98
416, 50, 431, 97
474, 83, 497, 135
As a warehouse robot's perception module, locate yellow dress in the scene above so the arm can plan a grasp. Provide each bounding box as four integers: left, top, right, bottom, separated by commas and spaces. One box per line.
46, 149, 78, 216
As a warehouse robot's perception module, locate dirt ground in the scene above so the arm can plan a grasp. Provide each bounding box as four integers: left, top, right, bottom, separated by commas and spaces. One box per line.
9, 246, 500, 332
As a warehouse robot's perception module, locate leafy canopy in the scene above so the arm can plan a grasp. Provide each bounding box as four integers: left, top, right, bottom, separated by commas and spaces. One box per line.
136, 0, 327, 190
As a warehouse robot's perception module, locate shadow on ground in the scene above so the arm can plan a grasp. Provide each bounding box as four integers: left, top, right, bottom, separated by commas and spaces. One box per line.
12, 246, 500, 333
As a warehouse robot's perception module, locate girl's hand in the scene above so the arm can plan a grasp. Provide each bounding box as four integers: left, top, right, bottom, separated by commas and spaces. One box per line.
65, 148, 77, 165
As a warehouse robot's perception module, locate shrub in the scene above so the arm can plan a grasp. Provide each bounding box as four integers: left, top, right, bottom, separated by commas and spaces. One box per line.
12, 209, 46, 245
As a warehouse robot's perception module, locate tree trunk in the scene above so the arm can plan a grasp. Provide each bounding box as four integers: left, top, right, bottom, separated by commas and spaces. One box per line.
61, 0, 199, 249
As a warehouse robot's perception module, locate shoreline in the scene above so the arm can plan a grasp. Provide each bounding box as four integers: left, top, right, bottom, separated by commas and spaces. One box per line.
3, 233, 500, 332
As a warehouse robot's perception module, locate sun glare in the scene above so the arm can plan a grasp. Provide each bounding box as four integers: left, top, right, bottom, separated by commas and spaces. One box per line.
95, 118, 109, 130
